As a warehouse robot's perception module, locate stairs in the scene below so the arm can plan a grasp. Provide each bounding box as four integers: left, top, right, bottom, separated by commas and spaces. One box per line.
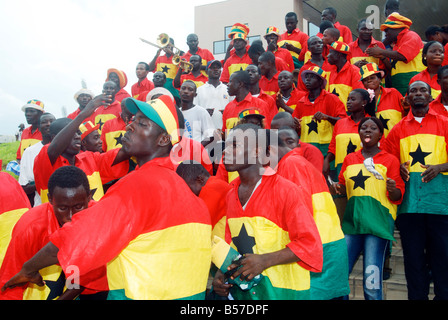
348, 229, 435, 300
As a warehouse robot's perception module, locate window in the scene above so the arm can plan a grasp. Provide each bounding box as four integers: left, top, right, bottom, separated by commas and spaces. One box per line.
213, 24, 260, 55
308, 21, 319, 37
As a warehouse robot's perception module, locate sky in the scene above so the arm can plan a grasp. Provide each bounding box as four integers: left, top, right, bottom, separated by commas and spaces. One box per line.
0, 0, 222, 136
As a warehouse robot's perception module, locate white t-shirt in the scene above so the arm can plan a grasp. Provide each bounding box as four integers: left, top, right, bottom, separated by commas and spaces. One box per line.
194, 82, 233, 129
18, 141, 44, 206
182, 105, 216, 143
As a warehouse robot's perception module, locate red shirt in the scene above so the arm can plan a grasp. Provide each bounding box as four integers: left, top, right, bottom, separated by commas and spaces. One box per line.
272, 47, 294, 72
278, 28, 309, 63
131, 78, 154, 99
33, 145, 129, 203
198, 176, 231, 240
253, 89, 276, 127
334, 21, 353, 44
16, 126, 42, 160
279, 87, 307, 112
182, 47, 215, 77
220, 50, 253, 83
429, 94, 448, 117
259, 71, 280, 97
328, 61, 363, 108
409, 68, 441, 99
114, 88, 131, 102
348, 37, 386, 70
375, 87, 404, 137
222, 92, 270, 131
292, 90, 347, 155
178, 72, 209, 89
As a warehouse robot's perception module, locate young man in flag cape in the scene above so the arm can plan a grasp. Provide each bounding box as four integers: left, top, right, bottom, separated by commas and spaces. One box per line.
0, 166, 108, 300
212, 123, 322, 300
2, 95, 212, 300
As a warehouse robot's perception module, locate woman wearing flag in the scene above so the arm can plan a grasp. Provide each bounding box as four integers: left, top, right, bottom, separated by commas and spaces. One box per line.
409, 41, 445, 99
334, 117, 405, 300
323, 88, 375, 222
360, 62, 404, 138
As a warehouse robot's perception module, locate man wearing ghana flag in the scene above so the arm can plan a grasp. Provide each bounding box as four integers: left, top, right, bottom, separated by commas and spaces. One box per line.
272, 127, 349, 300
383, 81, 448, 300
212, 123, 322, 300
2, 95, 212, 300
0, 166, 108, 300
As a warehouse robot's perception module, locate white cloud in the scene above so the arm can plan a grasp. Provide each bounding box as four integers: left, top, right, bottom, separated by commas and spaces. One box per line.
0, 0, 221, 135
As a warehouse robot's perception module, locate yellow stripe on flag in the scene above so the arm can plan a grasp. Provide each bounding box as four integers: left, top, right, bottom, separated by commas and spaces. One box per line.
300, 115, 334, 145
399, 134, 448, 174
228, 216, 310, 291
377, 109, 402, 138
328, 83, 353, 108
20, 139, 41, 156
106, 222, 211, 300
343, 163, 398, 220
277, 40, 302, 58
311, 192, 344, 244
335, 133, 361, 166
228, 63, 249, 77
0, 208, 28, 266
105, 130, 126, 151
391, 49, 425, 76
23, 265, 65, 300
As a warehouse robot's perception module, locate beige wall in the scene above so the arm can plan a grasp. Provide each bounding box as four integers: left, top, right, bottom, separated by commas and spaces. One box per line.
194, 0, 303, 60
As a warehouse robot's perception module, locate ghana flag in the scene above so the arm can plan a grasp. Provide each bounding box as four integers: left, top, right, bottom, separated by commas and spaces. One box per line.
292, 90, 347, 156
49, 157, 212, 300
383, 109, 448, 215
0, 173, 31, 268
225, 171, 323, 300
100, 116, 126, 152
375, 87, 404, 138
328, 116, 363, 181
276, 149, 349, 299
339, 150, 405, 241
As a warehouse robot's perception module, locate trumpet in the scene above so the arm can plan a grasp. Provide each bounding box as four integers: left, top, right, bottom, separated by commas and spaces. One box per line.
139, 33, 183, 62
177, 58, 193, 73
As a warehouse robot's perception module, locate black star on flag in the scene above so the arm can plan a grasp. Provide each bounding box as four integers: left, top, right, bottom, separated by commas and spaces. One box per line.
331, 88, 340, 97
379, 114, 390, 130
161, 65, 170, 74
114, 132, 123, 146
409, 143, 431, 166
45, 271, 66, 300
232, 223, 256, 254
346, 139, 357, 155
97, 119, 105, 130
307, 120, 319, 134
350, 169, 370, 190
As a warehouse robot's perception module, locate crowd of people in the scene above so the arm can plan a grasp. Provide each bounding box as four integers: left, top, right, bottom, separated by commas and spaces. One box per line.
1, 0, 448, 301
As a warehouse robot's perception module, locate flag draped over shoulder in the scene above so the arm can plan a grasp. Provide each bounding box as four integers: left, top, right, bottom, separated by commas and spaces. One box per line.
382, 109, 448, 215
276, 149, 349, 299
0, 173, 31, 268
49, 157, 212, 300
339, 150, 405, 241
224, 170, 322, 300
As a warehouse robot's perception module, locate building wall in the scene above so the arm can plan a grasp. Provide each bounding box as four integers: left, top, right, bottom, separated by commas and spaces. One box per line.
194, 0, 298, 60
